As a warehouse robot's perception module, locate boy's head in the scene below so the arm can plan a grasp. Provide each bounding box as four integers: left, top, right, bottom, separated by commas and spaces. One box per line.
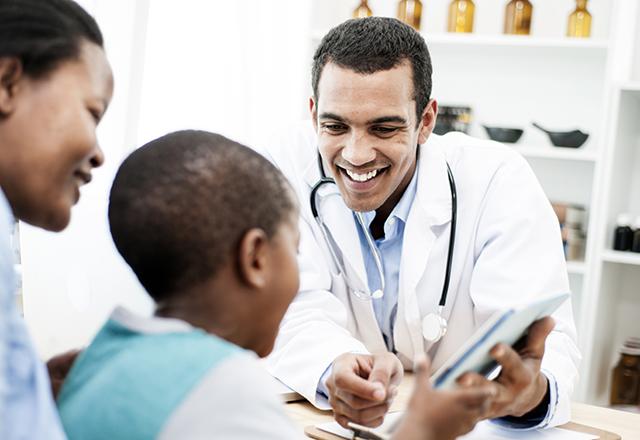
108, 130, 299, 357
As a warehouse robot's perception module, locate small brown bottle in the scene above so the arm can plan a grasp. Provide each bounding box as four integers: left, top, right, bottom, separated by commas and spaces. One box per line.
504, 0, 533, 35
353, 0, 373, 19
397, 0, 423, 31
448, 0, 475, 33
567, 0, 592, 38
610, 338, 640, 407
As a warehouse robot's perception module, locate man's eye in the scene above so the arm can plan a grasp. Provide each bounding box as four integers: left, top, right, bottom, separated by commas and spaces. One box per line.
372, 126, 399, 135
323, 124, 347, 133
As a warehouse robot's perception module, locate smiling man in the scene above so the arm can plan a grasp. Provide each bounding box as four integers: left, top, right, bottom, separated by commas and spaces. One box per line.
263, 17, 580, 432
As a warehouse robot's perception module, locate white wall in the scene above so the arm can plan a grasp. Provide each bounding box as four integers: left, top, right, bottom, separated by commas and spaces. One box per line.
21, 0, 312, 359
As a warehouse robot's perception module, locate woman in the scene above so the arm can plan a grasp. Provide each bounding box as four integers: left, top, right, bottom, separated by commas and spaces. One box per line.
0, 0, 113, 437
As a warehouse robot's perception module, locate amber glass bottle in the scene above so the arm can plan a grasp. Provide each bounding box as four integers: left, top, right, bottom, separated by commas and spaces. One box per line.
567, 0, 592, 38
504, 0, 533, 35
448, 0, 475, 33
397, 0, 423, 31
353, 0, 373, 19
610, 339, 640, 406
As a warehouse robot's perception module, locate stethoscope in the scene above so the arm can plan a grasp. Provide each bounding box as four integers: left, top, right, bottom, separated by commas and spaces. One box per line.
310, 152, 457, 343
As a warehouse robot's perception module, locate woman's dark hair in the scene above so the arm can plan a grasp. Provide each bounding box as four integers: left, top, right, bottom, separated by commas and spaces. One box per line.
0, 0, 103, 78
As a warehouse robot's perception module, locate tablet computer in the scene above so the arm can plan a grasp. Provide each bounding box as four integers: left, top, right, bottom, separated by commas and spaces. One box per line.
431, 292, 570, 390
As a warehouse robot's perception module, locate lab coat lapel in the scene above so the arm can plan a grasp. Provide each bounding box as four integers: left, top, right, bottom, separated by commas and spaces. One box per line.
396, 141, 453, 359
303, 157, 369, 295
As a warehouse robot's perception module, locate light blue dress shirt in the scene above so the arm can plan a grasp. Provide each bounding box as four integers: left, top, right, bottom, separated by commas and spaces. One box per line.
316, 171, 418, 398
354, 170, 418, 352
0, 189, 66, 439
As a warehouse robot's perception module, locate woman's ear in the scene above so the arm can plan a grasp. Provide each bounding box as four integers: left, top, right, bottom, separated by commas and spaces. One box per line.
236, 228, 270, 289
0, 57, 23, 117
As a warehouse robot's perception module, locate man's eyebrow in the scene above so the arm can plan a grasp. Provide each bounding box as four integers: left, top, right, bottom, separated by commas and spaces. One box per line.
318, 112, 348, 123
367, 116, 408, 125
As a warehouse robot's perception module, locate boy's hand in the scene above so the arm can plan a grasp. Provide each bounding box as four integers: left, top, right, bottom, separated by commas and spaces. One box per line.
47, 349, 81, 399
457, 317, 555, 419
326, 352, 403, 428
393, 356, 495, 440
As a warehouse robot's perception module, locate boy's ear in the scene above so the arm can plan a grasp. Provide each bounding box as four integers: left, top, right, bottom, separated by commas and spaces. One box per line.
0, 57, 24, 117
237, 228, 270, 289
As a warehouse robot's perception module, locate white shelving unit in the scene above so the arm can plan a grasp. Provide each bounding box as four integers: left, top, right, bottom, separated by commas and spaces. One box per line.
310, 0, 640, 406
515, 145, 599, 162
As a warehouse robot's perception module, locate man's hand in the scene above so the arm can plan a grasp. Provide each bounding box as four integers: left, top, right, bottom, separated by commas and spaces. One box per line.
326, 352, 403, 428
393, 356, 495, 440
46, 349, 81, 399
458, 316, 555, 419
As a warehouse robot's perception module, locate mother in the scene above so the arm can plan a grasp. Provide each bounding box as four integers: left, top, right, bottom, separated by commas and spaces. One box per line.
0, 0, 113, 437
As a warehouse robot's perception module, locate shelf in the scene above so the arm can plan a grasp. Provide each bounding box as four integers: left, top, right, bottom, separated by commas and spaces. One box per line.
512, 145, 598, 162
310, 31, 610, 52
566, 260, 587, 275
601, 250, 640, 266
619, 81, 640, 92
422, 33, 610, 51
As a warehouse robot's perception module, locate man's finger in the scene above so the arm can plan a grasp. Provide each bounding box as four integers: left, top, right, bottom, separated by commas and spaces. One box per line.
491, 344, 530, 385
367, 360, 394, 398
334, 370, 386, 401
332, 398, 390, 426
524, 317, 555, 357
335, 389, 387, 410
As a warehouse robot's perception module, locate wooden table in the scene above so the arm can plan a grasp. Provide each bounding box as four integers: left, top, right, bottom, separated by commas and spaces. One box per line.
285, 375, 640, 439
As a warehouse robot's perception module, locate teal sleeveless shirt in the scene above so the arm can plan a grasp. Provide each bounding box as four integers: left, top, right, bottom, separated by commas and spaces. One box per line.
57, 318, 238, 440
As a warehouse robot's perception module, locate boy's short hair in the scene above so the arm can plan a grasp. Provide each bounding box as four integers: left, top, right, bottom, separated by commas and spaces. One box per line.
108, 130, 296, 302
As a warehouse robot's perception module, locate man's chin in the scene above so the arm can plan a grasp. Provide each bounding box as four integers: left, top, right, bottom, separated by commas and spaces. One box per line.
344, 199, 382, 213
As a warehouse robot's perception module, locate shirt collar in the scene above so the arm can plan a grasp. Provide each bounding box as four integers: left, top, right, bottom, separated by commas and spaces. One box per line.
110, 306, 194, 334
359, 166, 419, 236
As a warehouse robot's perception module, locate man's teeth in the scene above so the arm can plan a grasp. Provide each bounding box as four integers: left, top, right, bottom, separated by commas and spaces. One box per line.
345, 169, 379, 182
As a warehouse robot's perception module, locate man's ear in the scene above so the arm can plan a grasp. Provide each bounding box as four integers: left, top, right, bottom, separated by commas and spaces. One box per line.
309, 97, 319, 132
0, 57, 24, 117
418, 99, 438, 144
237, 228, 270, 289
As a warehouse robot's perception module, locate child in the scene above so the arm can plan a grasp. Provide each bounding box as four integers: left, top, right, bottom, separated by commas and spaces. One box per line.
57, 130, 493, 439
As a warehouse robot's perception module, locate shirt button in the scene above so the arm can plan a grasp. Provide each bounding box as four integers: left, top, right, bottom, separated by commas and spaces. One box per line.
388, 218, 396, 225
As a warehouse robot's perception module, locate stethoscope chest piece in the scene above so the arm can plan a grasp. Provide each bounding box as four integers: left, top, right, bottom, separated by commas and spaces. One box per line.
422, 312, 447, 343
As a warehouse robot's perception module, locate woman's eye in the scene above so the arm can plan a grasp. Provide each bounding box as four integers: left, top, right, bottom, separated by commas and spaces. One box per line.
88, 108, 102, 123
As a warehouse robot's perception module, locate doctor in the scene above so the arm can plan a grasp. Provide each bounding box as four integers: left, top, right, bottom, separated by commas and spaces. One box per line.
264, 17, 580, 430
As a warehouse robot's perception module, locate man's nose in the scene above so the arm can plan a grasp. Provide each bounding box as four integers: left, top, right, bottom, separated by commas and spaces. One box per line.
341, 131, 375, 167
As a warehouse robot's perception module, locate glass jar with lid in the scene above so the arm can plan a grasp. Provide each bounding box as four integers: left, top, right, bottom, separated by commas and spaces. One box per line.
504, 0, 533, 35
610, 338, 640, 407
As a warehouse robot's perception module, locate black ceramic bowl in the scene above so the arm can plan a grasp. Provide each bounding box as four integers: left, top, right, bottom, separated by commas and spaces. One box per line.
532, 123, 589, 148
482, 125, 524, 143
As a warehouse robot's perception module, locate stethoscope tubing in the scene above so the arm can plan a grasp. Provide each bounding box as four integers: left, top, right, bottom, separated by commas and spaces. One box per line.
309, 152, 457, 309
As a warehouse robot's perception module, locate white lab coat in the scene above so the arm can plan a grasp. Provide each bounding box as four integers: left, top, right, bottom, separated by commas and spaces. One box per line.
262, 122, 580, 428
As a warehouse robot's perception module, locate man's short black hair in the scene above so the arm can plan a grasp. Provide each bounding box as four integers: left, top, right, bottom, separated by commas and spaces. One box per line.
311, 17, 433, 121
108, 130, 296, 302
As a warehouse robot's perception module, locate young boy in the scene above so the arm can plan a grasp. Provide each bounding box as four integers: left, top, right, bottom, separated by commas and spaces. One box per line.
57, 130, 493, 439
